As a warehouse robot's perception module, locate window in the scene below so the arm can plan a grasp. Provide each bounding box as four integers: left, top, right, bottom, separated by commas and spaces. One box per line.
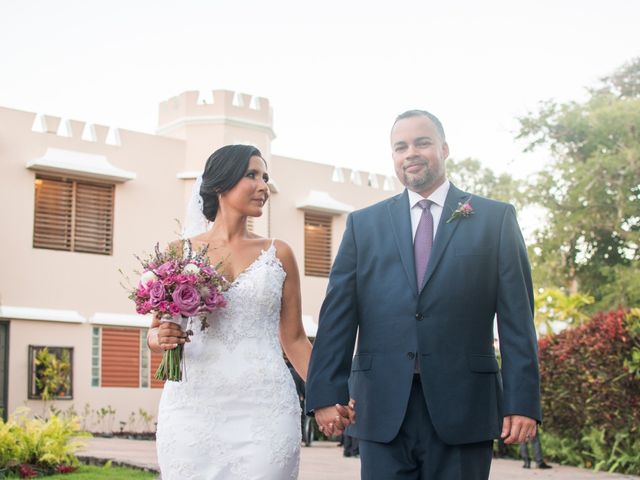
304, 212, 332, 277
94, 327, 164, 389
33, 175, 114, 255
140, 330, 149, 388
91, 327, 100, 387
28, 346, 73, 400
100, 327, 140, 387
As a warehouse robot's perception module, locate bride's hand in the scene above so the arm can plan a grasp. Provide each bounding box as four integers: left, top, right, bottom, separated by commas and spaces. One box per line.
335, 399, 356, 425
157, 321, 190, 350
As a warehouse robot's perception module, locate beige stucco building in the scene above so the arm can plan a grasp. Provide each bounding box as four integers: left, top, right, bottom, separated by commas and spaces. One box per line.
0, 89, 399, 430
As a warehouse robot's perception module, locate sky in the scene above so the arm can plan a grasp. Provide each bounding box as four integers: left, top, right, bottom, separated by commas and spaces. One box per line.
1, 0, 638, 179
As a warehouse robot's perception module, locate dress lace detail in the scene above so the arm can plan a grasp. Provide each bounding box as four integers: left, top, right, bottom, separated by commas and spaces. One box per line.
156, 243, 301, 479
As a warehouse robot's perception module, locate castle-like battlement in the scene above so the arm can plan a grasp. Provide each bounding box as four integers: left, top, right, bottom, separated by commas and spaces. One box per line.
30, 112, 122, 146
157, 90, 273, 132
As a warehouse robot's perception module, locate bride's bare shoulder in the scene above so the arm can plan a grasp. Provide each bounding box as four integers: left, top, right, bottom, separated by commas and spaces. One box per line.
272, 239, 297, 266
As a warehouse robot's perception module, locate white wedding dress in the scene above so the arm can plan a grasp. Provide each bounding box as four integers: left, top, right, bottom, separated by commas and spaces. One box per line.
156, 242, 301, 479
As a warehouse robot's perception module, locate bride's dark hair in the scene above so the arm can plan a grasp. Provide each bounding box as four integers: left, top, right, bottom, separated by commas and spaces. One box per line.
200, 144, 264, 222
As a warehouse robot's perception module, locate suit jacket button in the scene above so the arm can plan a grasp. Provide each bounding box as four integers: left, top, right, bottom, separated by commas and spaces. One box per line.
407, 352, 415, 359
415, 313, 423, 321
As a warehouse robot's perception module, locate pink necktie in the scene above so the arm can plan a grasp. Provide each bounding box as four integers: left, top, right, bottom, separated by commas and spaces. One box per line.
414, 199, 433, 290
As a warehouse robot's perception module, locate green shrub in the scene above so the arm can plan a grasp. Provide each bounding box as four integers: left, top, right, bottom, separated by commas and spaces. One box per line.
0, 407, 89, 477
541, 429, 640, 473
539, 431, 584, 467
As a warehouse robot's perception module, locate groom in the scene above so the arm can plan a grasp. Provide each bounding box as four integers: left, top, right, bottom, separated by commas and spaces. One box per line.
306, 110, 541, 479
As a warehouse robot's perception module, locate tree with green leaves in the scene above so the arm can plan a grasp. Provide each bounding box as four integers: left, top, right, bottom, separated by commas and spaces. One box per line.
446, 157, 527, 210
517, 57, 640, 310
534, 287, 594, 335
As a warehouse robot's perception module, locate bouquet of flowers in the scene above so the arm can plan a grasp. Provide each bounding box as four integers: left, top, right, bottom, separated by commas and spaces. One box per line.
123, 240, 229, 381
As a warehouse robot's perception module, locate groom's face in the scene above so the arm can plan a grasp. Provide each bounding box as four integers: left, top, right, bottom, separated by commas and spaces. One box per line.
391, 116, 449, 195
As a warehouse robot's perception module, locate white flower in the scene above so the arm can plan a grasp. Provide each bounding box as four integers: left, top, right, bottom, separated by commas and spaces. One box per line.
183, 263, 201, 275
140, 270, 158, 285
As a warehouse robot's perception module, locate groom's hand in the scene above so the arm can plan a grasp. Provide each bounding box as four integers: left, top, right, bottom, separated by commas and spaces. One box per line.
315, 400, 355, 437
501, 415, 537, 444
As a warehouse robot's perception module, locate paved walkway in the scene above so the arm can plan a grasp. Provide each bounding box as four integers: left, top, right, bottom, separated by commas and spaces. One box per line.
79, 437, 639, 479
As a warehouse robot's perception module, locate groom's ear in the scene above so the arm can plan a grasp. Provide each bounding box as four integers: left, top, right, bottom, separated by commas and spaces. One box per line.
442, 142, 450, 159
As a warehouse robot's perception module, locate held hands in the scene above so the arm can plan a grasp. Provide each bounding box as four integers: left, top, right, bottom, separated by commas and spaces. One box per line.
501, 415, 537, 444
315, 399, 356, 437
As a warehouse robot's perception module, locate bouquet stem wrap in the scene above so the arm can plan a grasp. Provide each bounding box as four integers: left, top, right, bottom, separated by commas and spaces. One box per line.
154, 315, 190, 382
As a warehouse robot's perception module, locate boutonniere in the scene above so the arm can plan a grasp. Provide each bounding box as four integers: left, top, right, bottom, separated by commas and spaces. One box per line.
446, 198, 474, 223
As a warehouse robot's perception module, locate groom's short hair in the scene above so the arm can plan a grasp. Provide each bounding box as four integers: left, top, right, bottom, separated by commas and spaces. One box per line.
393, 110, 446, 141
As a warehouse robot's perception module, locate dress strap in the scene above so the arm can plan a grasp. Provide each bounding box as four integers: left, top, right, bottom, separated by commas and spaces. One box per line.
269, 238, 276, 249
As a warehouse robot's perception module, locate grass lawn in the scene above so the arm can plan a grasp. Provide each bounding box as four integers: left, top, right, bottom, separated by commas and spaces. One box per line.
5, 465, 157, 479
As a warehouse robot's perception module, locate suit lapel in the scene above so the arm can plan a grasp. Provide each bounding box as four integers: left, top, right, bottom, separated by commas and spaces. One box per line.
387, 190, 418, 295
420, 184, 469, 293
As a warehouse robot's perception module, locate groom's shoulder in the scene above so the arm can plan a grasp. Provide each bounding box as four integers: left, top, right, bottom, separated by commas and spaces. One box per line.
454, 185, 513, 213
468, 193, 510, 210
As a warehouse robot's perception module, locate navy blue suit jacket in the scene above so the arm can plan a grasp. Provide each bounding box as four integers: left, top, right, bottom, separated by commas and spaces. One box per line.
306, 184, 541, 445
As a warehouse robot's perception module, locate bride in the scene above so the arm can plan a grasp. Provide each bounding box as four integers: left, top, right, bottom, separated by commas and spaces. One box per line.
148, 145, 312, 479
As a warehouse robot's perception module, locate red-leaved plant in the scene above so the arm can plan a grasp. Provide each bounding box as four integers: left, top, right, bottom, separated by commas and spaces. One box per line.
538, 308, 640, 440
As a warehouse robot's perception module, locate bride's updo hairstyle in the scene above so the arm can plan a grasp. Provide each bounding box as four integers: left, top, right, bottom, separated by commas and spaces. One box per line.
200, 144, 264, 222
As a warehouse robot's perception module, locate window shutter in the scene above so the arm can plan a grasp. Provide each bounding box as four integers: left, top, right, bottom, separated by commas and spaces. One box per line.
32, 175, 114, 255
150, 350, 165, 389
33, 176, 73, 251
304, 212, 332, 277
101, 327, 140, 387
74, 181, 114, 255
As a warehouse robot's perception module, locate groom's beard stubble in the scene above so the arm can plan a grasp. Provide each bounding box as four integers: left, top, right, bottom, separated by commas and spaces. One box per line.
401, 159, 444, 193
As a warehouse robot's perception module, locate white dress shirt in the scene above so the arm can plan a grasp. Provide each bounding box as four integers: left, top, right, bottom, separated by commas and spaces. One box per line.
408, 180, 451, 242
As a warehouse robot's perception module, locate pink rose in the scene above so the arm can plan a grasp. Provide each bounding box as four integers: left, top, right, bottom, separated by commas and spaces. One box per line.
155, 261, 177, 278
204, 291, 226, 310
136, 284, 150, 298
460, 202, 473, 214
172, 283, 201, 317
201, 266, 214, 277
136, 300, 153, 314
149, 281, 166, 307
175, 274, 198, 284
169, 303, 181, 316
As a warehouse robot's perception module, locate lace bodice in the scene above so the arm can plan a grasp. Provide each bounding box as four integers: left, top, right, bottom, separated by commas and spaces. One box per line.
156, 242, 301, 480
